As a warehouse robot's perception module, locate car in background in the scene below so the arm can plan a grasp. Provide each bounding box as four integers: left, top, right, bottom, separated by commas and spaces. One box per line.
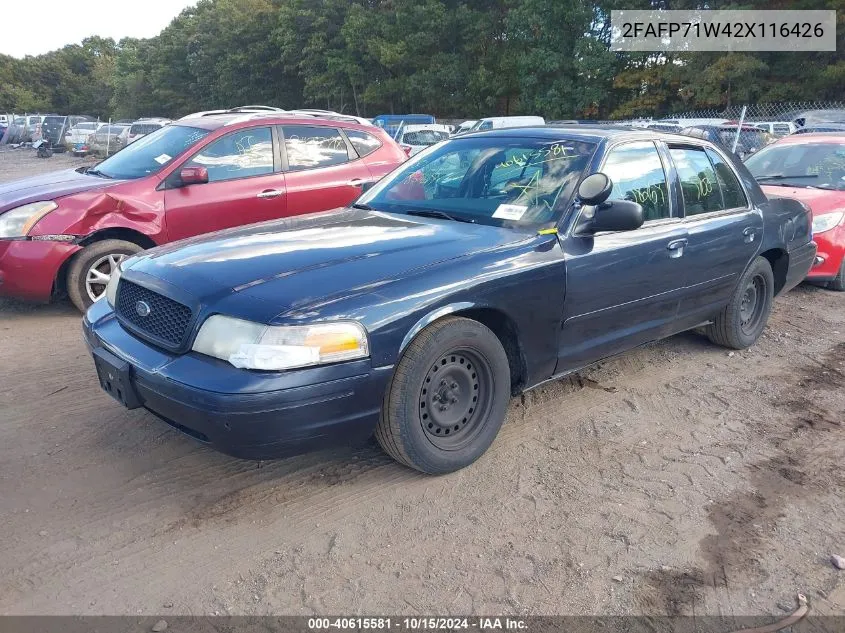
469, 116, 545, 132
81, 126, 815, 472
372, 114, 435, 138
680, 124, 771, 159
65, 121, 106, 149
754, 122, 796, 137
453, 120, 478, 136
396, 124, 451, 156
0, 109, 407, 311
645, 123, 682, 133
746, 133, 845, 290
89, 124, 131, 155
127, 118, 171, 144
794, 123, 845, 135
792, 109, 845, 129
41, 115, 94, 152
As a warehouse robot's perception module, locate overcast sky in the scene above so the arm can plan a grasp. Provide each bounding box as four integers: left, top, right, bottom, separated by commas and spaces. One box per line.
2, 0, 197, 58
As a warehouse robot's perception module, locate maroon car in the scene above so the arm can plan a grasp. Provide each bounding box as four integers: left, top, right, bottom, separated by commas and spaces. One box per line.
0, 108, 407, 311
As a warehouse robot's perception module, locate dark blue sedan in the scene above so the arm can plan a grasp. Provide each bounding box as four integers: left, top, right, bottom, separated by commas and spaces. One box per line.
83, 127, 816, 473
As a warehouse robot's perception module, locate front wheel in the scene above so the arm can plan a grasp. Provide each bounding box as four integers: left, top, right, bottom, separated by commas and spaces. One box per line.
706, 256, 774, 350
375, 316, 511, 474
66, 239, 143, 312
828, 258, 845, 292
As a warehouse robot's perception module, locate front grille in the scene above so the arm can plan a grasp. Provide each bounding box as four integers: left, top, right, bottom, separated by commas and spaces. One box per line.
115, 280, 193, 348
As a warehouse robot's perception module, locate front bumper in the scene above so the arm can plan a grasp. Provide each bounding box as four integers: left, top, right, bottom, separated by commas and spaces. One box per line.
0, 239, 80, 302
82, 300, 392, 460
806, 226, 844, 281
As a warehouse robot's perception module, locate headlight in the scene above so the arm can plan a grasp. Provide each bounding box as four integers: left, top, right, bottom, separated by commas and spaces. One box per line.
812, 211, 844, 234
192, 315, 369, 371
0, 201, 57, 238
104, 265, 122, 307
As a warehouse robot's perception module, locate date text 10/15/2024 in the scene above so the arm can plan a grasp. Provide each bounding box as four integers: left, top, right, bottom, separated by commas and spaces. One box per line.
308, 617, 528, 630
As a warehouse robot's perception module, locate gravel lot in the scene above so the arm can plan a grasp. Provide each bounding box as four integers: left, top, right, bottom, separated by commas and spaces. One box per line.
1, 149, 844, 617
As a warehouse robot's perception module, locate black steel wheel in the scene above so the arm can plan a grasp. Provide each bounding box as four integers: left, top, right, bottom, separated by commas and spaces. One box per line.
706, 256, 774, 350
376, 316, 511, 474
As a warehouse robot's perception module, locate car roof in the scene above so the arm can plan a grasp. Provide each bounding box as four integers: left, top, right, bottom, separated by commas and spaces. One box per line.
175, 111, 381, 132
771, 132, 845, 144
460, 125, 687, 143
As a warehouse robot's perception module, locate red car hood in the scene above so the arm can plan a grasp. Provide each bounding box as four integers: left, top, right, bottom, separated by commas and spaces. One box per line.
0, 168, 119, 214
761, 184, 845, 217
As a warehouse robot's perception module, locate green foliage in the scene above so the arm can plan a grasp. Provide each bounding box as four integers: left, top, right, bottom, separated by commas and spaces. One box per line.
0, 0, 842, 120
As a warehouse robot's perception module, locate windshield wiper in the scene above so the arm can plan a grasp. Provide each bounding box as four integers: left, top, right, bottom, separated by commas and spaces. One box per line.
405, 209, 475, 224
756, 174, 818, 182
351, 202, 375, 210
86, 168, 112, 179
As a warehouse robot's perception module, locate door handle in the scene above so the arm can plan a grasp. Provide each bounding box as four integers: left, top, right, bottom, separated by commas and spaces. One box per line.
257, 189, 283, 199
742, 226, 757, 243
667, 238, 688, 258
347, 178, 366, 187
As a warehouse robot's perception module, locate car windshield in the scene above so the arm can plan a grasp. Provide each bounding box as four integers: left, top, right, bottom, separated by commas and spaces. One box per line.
94, 124, 210, 180
358, 136, 596, 228
402, 130, 450, 146
746, 142, 845, 190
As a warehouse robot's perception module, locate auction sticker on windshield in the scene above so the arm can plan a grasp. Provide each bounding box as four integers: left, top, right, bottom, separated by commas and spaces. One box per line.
492, 204, 528, 220
154, 154, 172, 165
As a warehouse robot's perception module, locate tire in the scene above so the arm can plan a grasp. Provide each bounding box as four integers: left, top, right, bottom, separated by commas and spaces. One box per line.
827, 258, 845, 292
375, 316, 511, 474
706, 256, 774, 350
67, 239, 143, 312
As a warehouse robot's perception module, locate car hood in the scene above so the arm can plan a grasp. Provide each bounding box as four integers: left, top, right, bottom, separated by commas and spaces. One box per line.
0, 168, 118, 213
761, 185, 845, 216
126, 207, 531, 321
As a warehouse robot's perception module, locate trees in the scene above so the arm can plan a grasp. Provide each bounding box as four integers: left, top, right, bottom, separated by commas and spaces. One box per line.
0, 0, 842, 121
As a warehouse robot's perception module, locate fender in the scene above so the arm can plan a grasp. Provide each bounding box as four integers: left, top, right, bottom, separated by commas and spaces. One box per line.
398, 301, 479, 355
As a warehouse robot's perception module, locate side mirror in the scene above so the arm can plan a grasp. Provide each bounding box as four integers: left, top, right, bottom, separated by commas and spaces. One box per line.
180, 166, 208, 186
584, 199, 645, 233
577, 172, 613, 205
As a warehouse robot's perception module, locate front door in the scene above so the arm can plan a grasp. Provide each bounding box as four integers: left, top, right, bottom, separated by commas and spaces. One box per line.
557, 140, 689, 373
164, 126, 286, 241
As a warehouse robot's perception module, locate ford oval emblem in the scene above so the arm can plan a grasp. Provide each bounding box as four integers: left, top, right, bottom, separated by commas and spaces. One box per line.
135, 300, 151, 317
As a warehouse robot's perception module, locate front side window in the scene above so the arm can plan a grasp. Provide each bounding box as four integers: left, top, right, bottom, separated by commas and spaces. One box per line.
185, 127, 274, 182
358, 136, 596, 228
746, 142, 845, 190
602, 142, 670, 221
283, 125, 349, 171
670, 146, 724, 215
94, 124, 211, 180
345, 129, 381, 157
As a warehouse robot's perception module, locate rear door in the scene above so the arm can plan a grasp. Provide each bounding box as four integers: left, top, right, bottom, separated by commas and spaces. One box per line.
663, 142, 763, 330
279, 124, 374, 215
557, 140, 689, 372
164, 125, 287, 241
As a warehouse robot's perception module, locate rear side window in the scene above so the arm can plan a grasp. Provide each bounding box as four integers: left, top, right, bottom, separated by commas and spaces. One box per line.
185, 126, 274, 182
283, 125, 349, 171
602, 141, 670, 221
669, 147, 723, 216
345, 129, 381, 157
705, 148, 747, 209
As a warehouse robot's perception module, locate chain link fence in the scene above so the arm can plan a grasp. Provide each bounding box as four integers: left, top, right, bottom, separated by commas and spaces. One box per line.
593, 101, 845, 159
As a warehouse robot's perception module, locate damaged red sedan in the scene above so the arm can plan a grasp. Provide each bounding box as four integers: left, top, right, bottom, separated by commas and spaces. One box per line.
0, 108, 406, 311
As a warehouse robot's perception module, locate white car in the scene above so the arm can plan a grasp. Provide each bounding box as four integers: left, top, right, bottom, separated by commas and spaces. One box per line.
127, 118, 171, 144
754, 121, 796, 137
453, 120, 478, 136
396, 124, 452, 156
469, 116, 545, 132
64, 122, 106, 147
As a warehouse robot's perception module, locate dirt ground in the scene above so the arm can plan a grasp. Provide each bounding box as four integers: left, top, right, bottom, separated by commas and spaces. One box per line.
0, 149, 843, 617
